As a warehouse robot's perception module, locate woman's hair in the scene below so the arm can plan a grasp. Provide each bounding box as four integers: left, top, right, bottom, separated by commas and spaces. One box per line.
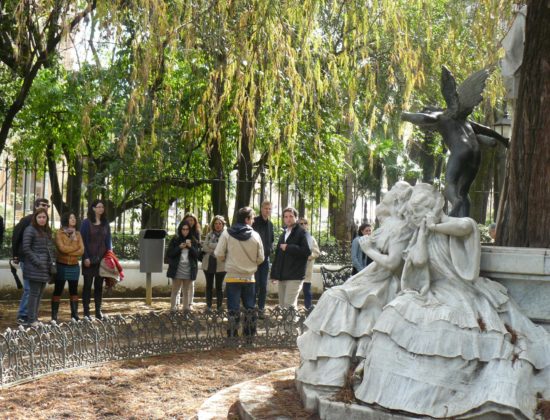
183, 212, 201, 236
87, 199, 108, 225
176, 220, 193, 240
31, 207, 52, 235
60, 212, 78, 228
357, 223, 372, 237
210, 215, 226, 230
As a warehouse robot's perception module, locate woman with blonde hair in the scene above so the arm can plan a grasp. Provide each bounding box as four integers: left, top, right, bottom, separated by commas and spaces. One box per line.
202, 215, 227, 311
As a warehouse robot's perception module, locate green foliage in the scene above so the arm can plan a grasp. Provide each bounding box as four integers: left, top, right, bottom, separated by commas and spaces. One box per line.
2, 0, 514, 218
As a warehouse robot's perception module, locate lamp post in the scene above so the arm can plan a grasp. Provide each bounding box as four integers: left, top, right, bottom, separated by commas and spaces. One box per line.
492, 110, 512, 221
494, 111, 512, 139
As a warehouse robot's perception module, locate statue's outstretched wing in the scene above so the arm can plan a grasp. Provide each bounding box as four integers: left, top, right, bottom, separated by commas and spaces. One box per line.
456, 68, 490, 119
441, 66, 459, 115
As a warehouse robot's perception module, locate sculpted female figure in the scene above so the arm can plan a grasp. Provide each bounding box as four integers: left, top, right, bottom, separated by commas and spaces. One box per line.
296, 181, 414, 393
354, 183, 550, 419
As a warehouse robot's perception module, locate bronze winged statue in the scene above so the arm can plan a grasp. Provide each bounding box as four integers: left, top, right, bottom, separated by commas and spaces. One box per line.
402, 66, 509, 217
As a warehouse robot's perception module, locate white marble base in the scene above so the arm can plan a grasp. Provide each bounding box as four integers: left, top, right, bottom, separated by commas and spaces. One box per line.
480, 246, 550, 322
295, 379, 339, 411
317, 400, 518, 420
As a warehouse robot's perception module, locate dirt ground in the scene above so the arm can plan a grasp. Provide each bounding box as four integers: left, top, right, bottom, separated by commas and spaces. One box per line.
0, 297, 178, 331
0, 297, 292, 331
0, 299, 311, 419
0, 348, 301, 419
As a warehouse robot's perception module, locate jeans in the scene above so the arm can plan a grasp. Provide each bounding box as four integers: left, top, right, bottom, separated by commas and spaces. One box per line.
302, 282, 312, 309
205, 271, 225, 309
226, 282, 256, 336
254, 258, 270, 310
27, 280, 46, 324
17, 262, 29, 320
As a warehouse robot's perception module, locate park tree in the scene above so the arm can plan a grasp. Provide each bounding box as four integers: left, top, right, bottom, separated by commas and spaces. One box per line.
497, 1, 550, 248
3, 0, 519, 235
0, 0, 96, 156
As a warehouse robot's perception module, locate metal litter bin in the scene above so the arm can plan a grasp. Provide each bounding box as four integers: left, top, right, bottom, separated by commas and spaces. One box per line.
139, 229, 167, 273
139, 229, 167, 304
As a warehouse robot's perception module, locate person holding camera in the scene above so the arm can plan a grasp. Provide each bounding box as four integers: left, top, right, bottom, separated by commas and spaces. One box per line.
21, 208, 54, 327
81, 199, 112, 319
166, 220, 200, 311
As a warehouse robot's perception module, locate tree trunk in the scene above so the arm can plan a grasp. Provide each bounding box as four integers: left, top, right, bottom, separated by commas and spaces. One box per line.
329, 166, 355, 242
469, 149, 492, 223
492, 145, 506, 222
208, 139, 228, 220
233, 115, 254, 221
497, 2, 550, 248
141, 204, 165, 229
65, 157, 83, 215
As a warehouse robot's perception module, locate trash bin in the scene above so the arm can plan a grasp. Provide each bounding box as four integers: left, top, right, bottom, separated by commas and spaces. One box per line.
139, 229, 167, 273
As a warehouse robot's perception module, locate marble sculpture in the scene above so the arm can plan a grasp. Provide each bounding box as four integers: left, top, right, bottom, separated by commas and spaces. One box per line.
297, 182, 550, 419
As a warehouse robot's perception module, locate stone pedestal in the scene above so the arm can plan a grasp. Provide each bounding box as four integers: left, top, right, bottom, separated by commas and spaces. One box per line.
480, 246, 550, 325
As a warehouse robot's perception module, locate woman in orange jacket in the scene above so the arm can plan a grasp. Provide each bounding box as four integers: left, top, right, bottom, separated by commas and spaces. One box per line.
53, 212, 85, 321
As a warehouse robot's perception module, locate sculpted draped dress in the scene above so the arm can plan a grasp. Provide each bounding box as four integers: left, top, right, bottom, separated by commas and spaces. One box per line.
296, 216, 414, 388
354, 218, 550, 419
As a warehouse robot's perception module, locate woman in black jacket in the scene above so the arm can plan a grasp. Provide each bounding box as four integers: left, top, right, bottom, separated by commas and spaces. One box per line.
22, 208, 54, 326
166, 220, 200, 311
270, 207, 311, 309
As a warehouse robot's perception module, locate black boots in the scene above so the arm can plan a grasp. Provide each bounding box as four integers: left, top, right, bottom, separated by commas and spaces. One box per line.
94, 292, 103, 320
70, 296, 80, 321
82, 295, 103, 319
95, 307, 103, 320
51, 300, 60, 321
82, 286, 91, 318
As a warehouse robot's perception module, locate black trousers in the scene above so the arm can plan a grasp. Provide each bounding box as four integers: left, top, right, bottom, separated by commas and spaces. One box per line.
82, 275, 103, 309
204, 271, 225, 309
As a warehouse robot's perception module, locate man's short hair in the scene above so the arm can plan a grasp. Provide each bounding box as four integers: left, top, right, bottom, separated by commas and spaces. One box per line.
282, 206, 298, 218
236, 207, 255, 224
261, 200, 272, 208
34, 198, 49, 209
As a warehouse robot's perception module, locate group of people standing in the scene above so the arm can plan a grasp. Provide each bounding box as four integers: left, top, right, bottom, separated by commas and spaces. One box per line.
165, 201, 320, 335
12, 197, 320, 330
13, 198, 113, 327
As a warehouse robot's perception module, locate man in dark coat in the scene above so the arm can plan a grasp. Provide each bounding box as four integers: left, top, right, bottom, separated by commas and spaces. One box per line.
252, 200, 274, 312
270, 206, 311, 308
12, 198, 50, 324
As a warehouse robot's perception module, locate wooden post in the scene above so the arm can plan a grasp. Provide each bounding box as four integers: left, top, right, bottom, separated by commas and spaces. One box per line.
146, 272, 152, 306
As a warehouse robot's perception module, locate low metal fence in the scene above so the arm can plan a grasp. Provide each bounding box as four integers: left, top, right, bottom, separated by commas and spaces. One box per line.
0, 307, 308, 387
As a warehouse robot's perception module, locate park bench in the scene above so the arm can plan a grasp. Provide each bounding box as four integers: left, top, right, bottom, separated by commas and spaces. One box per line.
320, 265, 353, 291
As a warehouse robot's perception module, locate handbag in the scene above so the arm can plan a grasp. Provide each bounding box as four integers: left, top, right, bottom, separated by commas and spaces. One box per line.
206, 254, 217, 274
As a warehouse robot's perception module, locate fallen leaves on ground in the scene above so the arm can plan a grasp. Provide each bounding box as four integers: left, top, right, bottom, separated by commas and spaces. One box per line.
0, 348, 299, 419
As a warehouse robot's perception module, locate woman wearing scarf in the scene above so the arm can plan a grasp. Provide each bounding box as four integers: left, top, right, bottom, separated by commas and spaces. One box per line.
53, 212, 84, 321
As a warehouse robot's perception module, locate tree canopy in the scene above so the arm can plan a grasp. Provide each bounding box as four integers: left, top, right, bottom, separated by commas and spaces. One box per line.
0, 0, 514, 228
